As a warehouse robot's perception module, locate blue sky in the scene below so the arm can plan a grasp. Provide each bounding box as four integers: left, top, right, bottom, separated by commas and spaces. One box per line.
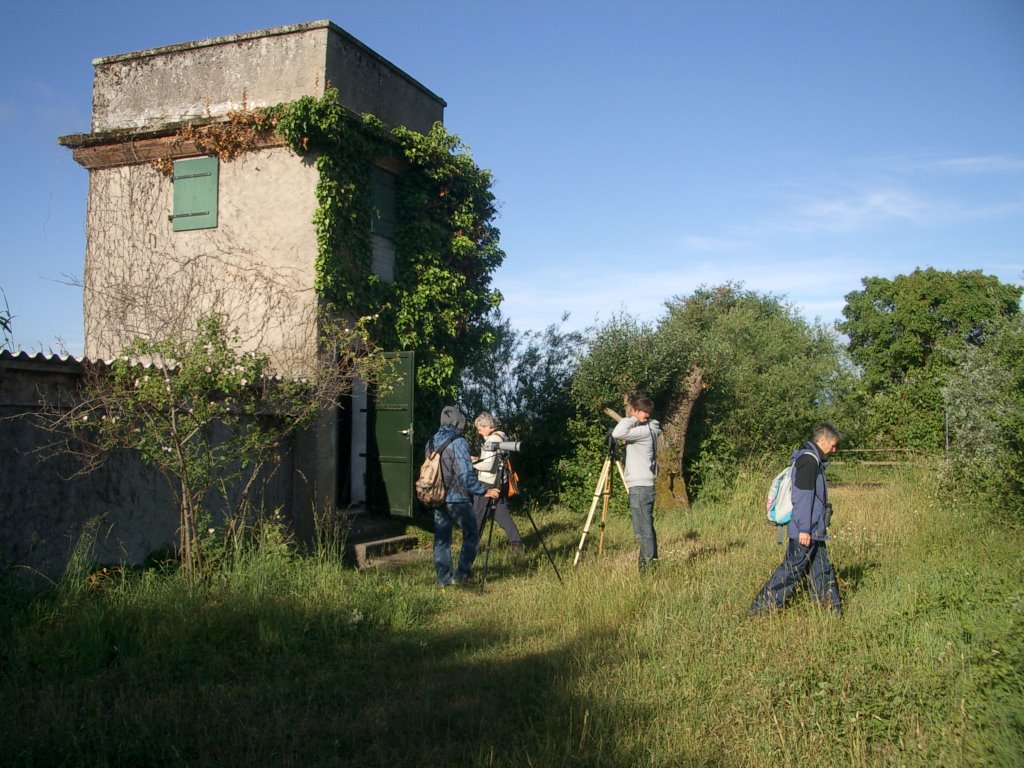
2, 0, 1022, 355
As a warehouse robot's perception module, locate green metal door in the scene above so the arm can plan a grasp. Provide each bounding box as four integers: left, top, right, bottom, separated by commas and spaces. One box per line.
368, 351, 415, 516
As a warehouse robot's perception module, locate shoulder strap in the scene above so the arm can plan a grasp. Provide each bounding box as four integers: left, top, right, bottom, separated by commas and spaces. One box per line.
792, 449, 819, 467
432, 434, 459, 458
648, 423, 658, 474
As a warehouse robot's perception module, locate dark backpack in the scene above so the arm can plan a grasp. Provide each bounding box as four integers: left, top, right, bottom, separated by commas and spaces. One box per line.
415, 435, 458, 508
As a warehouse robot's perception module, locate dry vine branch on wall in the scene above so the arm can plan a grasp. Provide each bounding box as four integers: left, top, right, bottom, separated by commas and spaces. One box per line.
179, 108, 274, 162
80, 162, 323, 373
149, 108, 277, 176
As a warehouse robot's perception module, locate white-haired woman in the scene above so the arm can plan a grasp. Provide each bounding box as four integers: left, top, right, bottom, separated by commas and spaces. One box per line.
472, 412, 524, 556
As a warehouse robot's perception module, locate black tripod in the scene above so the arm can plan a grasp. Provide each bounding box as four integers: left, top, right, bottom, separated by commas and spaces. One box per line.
478, 450, 563, 589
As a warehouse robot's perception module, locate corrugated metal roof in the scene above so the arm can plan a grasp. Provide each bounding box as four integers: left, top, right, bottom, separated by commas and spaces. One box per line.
0, 350, 85, 364
0, 349, 289, 380
0, 350, 175, 372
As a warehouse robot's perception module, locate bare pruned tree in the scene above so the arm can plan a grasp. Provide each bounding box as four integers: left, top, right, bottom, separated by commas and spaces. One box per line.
76, 155, 328, 376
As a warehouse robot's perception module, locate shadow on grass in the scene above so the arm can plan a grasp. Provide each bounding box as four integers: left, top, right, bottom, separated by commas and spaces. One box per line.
1, 577, 696, 767
837, 560, 878, 596
684, 538, 747, 564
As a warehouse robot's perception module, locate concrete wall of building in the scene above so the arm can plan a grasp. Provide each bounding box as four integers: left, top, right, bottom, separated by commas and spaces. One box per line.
91, 20, 444, 134
83, 146, 321, 371
324, 28, 445, 134
0, 356, 176, 582
0, 355, 301, 584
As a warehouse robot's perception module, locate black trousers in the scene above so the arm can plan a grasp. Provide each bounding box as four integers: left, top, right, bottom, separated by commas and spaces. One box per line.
473, 482, 522, 548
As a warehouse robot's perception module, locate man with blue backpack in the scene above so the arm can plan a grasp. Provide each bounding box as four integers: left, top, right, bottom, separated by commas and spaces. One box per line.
749, 423, 843, 616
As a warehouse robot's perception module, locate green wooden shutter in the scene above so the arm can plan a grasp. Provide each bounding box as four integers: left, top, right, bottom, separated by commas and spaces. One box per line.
171, 157, 218, 231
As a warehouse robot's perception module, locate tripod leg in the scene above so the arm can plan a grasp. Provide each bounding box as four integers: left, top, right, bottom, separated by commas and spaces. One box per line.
479, 497, 498, 590
598, 472, 611, 555
574, 458, 611, 566
522, 505, 563, 584
601, 460, 630, 555
615, 460, 627, 488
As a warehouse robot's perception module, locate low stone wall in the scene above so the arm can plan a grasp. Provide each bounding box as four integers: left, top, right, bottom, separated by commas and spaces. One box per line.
0, 352, 297, 583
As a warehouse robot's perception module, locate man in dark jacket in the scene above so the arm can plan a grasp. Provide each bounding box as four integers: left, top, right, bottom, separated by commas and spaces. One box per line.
749, 423, 842, 615
429, 406, 499, 587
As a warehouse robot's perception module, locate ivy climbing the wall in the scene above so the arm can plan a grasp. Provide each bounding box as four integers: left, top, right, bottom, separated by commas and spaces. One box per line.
264, 89, 504, 397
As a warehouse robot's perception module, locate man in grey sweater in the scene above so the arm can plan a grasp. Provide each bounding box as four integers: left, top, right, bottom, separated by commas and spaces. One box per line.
611, 396, 661, 571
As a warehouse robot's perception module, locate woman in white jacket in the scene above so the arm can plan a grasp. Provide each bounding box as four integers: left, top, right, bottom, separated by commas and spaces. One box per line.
471, 412, 524, 556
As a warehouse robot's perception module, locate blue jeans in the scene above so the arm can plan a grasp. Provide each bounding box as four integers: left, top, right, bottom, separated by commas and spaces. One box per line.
749, 538, 842, 614
433, 500, 479, 585
628, 485, 658, 568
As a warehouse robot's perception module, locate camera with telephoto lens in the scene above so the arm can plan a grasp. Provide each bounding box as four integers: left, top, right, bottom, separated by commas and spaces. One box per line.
824, 502, 834, 528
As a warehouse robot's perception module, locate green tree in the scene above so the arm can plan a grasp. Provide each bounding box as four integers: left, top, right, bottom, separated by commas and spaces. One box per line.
458, 311, 586, 501
660, 285, 844, 500
558, 313, 664, 509
839, 268, 1022, 391
571, 313, 671, 415
838, 268, 1022, 449
567, 284, 846, 504
943, 313, 1024, 522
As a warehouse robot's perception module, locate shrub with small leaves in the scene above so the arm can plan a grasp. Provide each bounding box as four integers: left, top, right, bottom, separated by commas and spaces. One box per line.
46, 313, 386, 581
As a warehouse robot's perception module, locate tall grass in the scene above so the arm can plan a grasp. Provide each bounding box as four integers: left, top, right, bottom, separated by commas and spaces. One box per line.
1, 462, 1020, 767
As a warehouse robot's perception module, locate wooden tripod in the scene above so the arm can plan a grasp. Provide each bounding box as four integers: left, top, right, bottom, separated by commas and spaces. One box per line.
573, 447, 628, 566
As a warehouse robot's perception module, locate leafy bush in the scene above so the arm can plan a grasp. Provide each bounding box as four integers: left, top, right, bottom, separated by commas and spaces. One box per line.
839, 268, 1022, 452
42, 314, 386, 580
942, 314, 1024, 523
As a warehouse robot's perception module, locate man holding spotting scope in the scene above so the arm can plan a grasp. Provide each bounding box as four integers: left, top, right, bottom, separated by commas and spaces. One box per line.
612, 396, 662, 571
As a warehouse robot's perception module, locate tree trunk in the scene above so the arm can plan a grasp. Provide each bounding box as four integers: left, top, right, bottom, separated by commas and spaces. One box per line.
656, 365, 705, 507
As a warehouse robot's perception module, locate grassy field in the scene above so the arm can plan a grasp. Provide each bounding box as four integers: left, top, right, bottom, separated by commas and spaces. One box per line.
1, 461, 1021, 767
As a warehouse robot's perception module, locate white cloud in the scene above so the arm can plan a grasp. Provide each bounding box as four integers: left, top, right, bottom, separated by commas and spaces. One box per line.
927, 154, 1024, 174
955, 199, 1024, 221
789, 189, 930, 232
